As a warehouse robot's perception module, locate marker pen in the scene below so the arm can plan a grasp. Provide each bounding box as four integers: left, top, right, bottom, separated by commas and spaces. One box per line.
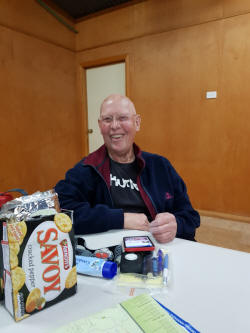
142, 253, 152, 275
152, 257, 158, 276
163, 253, 168, 285
157, 249, 163, 275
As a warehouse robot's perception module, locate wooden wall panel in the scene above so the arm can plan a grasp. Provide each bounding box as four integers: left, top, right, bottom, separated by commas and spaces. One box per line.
1, 0, 250, 220
0, 0, 75, 50
218, 14, 250, 215
223, 0, 250, 16
76, 1, 250, 219
0, 8, 80, 194
76, 0, 223, 51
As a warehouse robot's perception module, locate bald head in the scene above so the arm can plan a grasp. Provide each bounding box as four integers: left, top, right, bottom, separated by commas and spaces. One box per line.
100, 94, 136, 117
98, 94, 141, 163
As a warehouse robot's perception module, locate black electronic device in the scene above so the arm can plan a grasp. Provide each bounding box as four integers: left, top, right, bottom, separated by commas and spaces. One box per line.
120, 252, 143, 274
123, 236, 155, 252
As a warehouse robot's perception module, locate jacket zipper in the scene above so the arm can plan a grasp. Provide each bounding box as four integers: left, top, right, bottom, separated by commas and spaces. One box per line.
138, 170, 158, 220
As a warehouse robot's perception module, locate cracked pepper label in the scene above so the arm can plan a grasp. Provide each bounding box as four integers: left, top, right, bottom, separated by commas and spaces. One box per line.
22, 220, 73, 302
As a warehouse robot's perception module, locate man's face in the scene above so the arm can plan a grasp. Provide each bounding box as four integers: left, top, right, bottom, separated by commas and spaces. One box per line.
98, 97, 140, 159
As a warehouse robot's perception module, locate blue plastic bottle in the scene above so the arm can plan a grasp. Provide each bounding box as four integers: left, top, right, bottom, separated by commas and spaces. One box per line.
76, 255, 117, 279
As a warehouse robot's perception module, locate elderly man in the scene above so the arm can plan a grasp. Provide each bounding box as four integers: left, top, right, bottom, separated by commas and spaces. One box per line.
55, 94, 200, 243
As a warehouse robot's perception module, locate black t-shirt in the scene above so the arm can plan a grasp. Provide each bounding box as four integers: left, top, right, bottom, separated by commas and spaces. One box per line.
110, 158, 151, 219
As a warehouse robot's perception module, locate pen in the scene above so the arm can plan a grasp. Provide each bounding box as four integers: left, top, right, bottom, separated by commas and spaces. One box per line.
152, 257, 158, 276
163, 253, 168, 285
157, 249, 163, 275
142, 253, 152, 275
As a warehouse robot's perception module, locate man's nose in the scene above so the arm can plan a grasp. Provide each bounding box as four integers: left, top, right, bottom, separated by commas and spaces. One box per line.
111, 117, 120, 128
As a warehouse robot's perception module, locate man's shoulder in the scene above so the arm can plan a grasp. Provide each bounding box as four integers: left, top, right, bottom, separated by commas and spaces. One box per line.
141, 150, 171, 165
140, 151, 182, 183
68, 147, 106, 173
81, 145, 107, 167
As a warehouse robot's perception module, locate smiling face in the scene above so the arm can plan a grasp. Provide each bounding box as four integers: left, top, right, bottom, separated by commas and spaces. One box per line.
98, 95, 141, 163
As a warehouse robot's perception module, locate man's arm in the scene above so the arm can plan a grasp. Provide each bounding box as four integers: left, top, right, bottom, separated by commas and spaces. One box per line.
147, 156, 200, 243
55, 163, 124, 235
170, 170, 200, 240
55, 163, 150, 235
150, 191, 199, 243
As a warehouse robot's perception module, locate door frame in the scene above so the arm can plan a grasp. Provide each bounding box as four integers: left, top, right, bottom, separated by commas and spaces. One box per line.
79, 54, 131, 155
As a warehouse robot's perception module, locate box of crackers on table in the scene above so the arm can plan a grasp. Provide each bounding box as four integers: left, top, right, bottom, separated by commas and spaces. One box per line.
0, 189, 77, 321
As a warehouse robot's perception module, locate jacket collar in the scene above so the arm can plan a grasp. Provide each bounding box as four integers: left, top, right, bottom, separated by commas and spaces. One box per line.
84, 143, 145, 170
83, 144, 108, 167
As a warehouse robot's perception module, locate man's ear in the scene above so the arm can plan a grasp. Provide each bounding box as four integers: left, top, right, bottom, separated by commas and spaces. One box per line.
98, 118, 102, 132
135, 114, 141, 132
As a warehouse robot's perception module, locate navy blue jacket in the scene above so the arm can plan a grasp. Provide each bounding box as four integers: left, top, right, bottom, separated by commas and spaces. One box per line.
55, 144, 200, 240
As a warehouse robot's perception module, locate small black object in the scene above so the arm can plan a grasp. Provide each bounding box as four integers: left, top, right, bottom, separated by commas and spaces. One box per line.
75, 246, 94, 257
120, 252, 143, 274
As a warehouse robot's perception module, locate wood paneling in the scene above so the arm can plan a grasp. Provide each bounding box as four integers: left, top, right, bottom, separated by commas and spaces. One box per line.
0, 2, 80, 194
0, 0, 75, 50
76, 0, 250, 219
1, 0, 250, 221
76, 0, 223, 51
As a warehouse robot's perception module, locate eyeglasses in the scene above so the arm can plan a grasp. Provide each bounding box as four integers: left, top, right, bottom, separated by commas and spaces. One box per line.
99, 114, 136, 125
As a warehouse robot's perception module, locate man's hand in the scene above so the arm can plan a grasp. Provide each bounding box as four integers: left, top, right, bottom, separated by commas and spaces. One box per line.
149, 213, 177, 243
124, 213, 150, 231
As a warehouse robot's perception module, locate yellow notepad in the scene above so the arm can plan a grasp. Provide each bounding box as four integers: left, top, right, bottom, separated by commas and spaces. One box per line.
53, 294, 186, 333
121, 294, 185, 333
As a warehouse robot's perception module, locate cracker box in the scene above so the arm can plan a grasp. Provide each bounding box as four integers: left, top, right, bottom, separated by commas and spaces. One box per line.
1, 211, 77, 321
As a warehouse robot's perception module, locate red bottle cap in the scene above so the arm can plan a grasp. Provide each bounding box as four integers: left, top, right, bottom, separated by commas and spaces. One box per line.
0, 193, 13, 208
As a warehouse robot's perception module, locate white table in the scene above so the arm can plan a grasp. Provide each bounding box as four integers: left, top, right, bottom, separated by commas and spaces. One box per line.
1, 231, 250, 333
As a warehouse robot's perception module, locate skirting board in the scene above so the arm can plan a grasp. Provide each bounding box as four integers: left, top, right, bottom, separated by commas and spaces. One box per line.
198, 209, 250, 224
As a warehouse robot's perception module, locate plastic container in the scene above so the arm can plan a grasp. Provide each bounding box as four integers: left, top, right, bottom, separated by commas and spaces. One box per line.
0, 192, 13, 208
0, 189, 28, 208
76, 255, 117, 279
